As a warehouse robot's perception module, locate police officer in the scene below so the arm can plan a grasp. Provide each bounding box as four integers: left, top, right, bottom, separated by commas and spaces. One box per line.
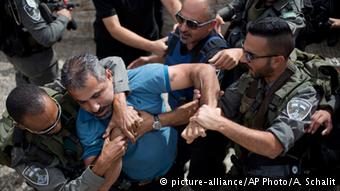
3, 85, 125, 190
184, 17, 320, 188
0, 56, 134, 190
218, 0, 305, 48
3, 0, 72, 86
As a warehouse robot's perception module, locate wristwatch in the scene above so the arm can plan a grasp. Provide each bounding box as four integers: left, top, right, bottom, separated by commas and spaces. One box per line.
152, 115, 162, 130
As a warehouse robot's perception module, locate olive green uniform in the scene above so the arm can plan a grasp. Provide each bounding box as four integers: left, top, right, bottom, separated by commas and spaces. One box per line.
0, 56, 130, 190
4, 0, 69, 85
218, 0, 305, 47
219, 58, 319, 177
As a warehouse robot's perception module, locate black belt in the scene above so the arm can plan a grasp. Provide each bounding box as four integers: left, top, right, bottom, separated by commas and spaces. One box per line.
114, 175, 161, 190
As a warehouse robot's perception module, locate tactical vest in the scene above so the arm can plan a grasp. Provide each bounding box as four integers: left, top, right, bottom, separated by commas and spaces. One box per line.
226, 0, 303, 47
238, 63, 312, 130
0, 0, 50, 57
165, 28, 228, 109
232, 63, 313, 176
0, 87, 83, 179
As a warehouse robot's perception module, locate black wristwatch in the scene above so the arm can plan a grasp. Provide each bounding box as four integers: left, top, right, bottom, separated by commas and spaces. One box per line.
152, 115, 162, 130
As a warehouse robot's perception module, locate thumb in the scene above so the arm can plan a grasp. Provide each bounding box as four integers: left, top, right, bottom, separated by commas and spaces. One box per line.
208, 52, 220, 64
161, 36, 168, 43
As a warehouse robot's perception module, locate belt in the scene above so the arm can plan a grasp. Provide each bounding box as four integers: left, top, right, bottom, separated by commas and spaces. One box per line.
115, 176, 161, 190
135, 176, 161, 187
247, 164, 301, 177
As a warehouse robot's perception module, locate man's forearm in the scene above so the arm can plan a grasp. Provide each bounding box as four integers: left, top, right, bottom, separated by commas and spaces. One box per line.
216, 117, 283, 159
159, 110, 188, 127
161, 0, 182, 21
191, 65, 219, 107
103, 16, 158, 54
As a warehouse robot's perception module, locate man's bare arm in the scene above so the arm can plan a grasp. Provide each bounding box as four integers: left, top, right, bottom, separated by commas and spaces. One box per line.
168, 64, 220, 107
103, 15, 167, 57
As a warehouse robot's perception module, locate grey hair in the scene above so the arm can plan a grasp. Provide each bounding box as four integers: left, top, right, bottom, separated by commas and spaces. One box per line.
61, 53, 106, 91
206, 0, 217, 19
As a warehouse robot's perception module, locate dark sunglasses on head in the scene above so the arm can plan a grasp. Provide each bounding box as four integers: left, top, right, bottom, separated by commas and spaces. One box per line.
175, 11, 215, 29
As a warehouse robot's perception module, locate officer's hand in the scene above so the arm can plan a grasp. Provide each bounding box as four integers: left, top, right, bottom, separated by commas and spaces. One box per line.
101, 136, 127, 163
209, 48, 243, 70
56, 8, 72, 21
329, 18, 340, 29
135, 110, 153, 139
105, 106, 142, 143
308, 109, 333, 136
215, 14, 225, 35
193, 89, 224, 101
191, 104, 223, 131
181, 121, 206, 144
174, 100, 199, 125
110, 125, 125, 140
150, 37, 168, 56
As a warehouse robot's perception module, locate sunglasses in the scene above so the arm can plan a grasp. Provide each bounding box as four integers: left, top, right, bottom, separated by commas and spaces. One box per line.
175, 11, 215, 29
243, 50, 278, 62
25, 98, 62, 135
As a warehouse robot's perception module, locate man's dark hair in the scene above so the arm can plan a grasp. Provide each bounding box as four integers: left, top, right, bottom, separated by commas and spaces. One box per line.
61, 53, 106, 91
247, 17, 295, 58
6, 85, 48, 123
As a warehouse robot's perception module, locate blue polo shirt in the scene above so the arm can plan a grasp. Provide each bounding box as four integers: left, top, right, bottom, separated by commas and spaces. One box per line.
76, 64, 178, 181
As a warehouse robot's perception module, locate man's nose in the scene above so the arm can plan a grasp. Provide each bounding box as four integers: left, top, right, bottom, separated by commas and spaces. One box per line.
179, 21, 189, 31
88, 101, 100, 113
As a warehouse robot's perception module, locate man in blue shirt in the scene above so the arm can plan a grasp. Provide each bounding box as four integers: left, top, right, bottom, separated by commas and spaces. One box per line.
60, 53, 220, 190
127, 0, 244, 186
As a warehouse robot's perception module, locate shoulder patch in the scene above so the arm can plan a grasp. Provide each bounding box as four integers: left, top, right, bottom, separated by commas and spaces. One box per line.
24, 0, 41, 21
287, 98, 312, 121
22, 165, 49, 186
26, 0, 38, 7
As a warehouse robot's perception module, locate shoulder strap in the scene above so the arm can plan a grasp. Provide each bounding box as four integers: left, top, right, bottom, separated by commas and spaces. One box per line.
267, 64, 312, 125
166, 28, 180, 57
252, 67, 294, 129
199, 31, 228, 62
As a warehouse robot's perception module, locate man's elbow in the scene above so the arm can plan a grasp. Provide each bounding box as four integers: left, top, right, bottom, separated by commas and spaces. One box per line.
266, 142, 284, 159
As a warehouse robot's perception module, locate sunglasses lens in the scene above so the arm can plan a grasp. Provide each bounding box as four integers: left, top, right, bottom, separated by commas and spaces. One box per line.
245, 52, 253, 61
186, 20, 198, 29
175, 13, 184, 24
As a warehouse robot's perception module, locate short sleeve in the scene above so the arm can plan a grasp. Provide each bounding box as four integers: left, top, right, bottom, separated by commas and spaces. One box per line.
92, 0, 117, 19
100, 56, 130, 93
267, 86, 319, 154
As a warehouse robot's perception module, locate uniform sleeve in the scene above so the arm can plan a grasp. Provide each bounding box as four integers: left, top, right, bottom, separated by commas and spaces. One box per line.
92, 0, 117, 19
12, 147, 104, 191
267, 85, 319, 154
218, 80, 243, 119
280, 0, 305, 38
100, 56, 130, 93
16, 0, 69, 47
0, 112, 14, 152
218, 0, 246, 21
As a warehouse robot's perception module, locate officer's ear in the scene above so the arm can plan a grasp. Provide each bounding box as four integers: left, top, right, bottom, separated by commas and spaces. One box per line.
208, 20, 217, 31
105, 68, 112, 81
271, 55, 286, 68
14, 123, 26, 130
